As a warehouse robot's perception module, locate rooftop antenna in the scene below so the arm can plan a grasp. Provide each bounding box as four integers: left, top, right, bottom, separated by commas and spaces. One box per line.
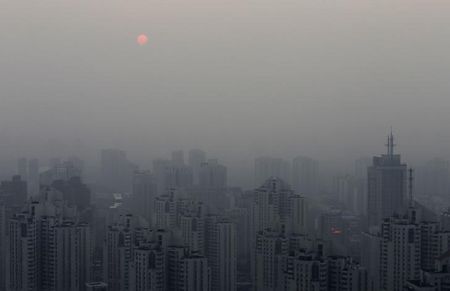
408, 168, 414, 207
386, 127, 395, 156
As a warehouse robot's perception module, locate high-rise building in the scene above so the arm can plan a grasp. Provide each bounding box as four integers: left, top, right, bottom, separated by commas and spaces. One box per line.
288, 194, 307, 235
205, 215, 237, 291
28, 158, 40, 197
327, 256, 367, 291
7, 212, 38, 291
253, 177, 292, 233
132, 171, 156, 225
0, 204, 6, 290
153, 159, 193, 195
103, 214, 172, 291
188, 149, 206, 185
354, 157, 371, 180
254, 157, 290, 187
0, 175, 27, 206
254, 229, 289, 291
367, 133, 407, 227
131, 243, 165, 291
51, 176, 91, 211
40, 160, 83, 186
225, 207, 252, 270
100, 149, 135, 192
104, 221, 133, 291
333, 174, 359, 213
54, 221, 92, 291
154, 190, 179, 230
360, 231, 381, 291
181, 254, 210, 291
380, 216, 421, 291
417, 158, 450, 198
284, 251, 328, 291
171, 150, 185, 166
17, 158, 28, 181
167, 247, 210, 291
7, 192, 92, 291
181, 214, 205, 255
292, 156, 319, 196
199, 159, 227, 189
167, 246, 186, 291
354, 157, 371, 215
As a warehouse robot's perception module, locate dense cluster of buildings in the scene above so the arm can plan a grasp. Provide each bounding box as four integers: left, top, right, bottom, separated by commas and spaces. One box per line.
1, 134, 450, 290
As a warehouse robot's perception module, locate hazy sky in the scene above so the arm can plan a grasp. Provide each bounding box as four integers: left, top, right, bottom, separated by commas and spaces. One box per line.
1, 0, 450, 181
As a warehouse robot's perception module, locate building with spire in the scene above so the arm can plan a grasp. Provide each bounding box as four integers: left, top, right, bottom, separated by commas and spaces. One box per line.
367, 131, 408, 227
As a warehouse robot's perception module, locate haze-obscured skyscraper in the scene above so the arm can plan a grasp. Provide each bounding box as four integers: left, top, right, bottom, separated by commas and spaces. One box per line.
0, 175, 27, 206
367, 133, 407, 227
153, 159, 193, 195
292, 156, 318, 196
199, 159, 227, 189
252, 177, 307, 236
171, 150, 185, 166
132, 171, 156, 226
417, 158, 450, 198
28, 158, 40, 197
354, 157, 371, 215
254, 157, 290, 187
17, 158, 40, 197
188, 149, 206, 185
40, 159, 83, 186
100, 149, 135, 192
52, 176, 91, 211
17, 158, 28, 181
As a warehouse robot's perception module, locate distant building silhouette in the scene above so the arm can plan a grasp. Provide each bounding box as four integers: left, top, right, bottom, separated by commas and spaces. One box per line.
292, 156, 319, 196
52, 176, 91, 211
254, 157, 290, 187
153, 158, 193, 196
0, 175, 27, 206
188, 149, 206, 185
199, 159, 227, 189
100, 149, 135, 192
367, 133, 407, 227
132, 171, 156, 226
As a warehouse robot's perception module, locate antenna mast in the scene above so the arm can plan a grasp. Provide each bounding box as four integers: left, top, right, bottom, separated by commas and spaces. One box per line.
385, 127, 396, 156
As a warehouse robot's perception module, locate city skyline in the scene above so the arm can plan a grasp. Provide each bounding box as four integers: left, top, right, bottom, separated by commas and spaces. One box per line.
2, 1, 450, 290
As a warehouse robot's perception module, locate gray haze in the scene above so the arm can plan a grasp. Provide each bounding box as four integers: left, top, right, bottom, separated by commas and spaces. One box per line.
1, 0, 450, 185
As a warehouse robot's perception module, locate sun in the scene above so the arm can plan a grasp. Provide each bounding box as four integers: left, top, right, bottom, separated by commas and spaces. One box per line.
137, 34, 149, 46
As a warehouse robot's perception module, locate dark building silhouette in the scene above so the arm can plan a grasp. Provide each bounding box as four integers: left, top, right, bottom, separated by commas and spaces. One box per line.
52, 177, 91, 211
367, 133, 407, 227
0, 175, 27, 206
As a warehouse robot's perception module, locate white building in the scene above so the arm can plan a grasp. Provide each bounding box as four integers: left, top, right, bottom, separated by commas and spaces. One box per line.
380, 216, 421, 291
